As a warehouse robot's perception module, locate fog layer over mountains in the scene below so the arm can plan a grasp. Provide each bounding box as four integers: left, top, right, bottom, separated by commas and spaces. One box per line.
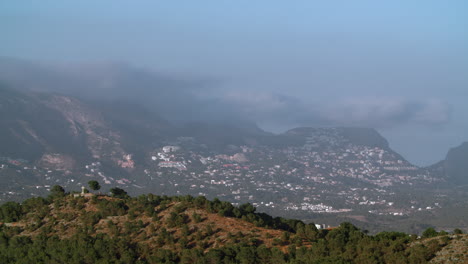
0, 57, 450, 127
2, 2, 468, 165
0, 56, 464, 166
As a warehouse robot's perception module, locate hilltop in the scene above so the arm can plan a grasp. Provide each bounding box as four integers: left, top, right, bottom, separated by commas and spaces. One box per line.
0, 189, 466, 263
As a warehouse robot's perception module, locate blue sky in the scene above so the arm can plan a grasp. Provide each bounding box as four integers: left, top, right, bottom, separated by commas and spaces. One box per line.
1, 1, 467, 165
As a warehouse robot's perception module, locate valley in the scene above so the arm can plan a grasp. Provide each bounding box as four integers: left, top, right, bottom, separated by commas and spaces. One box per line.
0, 86, 466, 233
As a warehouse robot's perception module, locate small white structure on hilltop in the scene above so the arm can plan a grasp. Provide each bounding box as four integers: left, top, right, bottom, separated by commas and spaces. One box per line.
315, 224, 326, 230
73, 186, 94, 198
162, 146, 180, 153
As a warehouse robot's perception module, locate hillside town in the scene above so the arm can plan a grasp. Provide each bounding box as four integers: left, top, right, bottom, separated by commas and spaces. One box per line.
0, 130, 447, 220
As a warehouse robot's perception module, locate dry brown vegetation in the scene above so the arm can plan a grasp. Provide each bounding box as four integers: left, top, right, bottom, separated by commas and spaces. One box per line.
12, 195, 292, 252
429, 235, 468, 264
2, 193, 466, 263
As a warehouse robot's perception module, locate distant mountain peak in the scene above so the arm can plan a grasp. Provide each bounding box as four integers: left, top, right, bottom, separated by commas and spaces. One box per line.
444, 142, 468, 184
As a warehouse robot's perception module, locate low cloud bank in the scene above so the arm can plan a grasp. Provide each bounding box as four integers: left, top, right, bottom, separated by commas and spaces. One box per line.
0, 57, 451, 131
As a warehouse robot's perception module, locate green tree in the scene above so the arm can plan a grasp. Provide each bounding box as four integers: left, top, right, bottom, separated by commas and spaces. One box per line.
192, 212, 203, 223
0, 202, 23, 222
422, 227, 438, 238
236, 247, 257, 264
88, 180, 101, 192
49, 185, 65, 198
239, 203, 256, 214
109, 187, 128, 199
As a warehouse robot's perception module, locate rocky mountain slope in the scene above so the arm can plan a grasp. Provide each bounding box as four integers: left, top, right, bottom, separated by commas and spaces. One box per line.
0, 84, 169, 170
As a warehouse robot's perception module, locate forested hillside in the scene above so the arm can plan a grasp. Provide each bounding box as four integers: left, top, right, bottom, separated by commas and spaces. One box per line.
0, 186, 466, 263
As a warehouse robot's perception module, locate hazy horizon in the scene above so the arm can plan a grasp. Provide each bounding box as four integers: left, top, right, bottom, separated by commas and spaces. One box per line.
1, 1, 467, 166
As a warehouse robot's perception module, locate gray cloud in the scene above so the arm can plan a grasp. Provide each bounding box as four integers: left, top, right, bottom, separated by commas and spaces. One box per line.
316, 97, 451, 128
0, 57, 216, 122
0, 57, 452, 133
218, 91, 451, 130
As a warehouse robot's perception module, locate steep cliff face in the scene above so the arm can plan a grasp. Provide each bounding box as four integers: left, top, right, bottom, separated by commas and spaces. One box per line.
0, 86, 170, 170
444, 142, 468, 185
0, 87, 83, 162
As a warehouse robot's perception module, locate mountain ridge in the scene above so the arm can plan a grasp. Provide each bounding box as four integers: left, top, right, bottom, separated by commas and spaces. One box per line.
0, 85, 416, 168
